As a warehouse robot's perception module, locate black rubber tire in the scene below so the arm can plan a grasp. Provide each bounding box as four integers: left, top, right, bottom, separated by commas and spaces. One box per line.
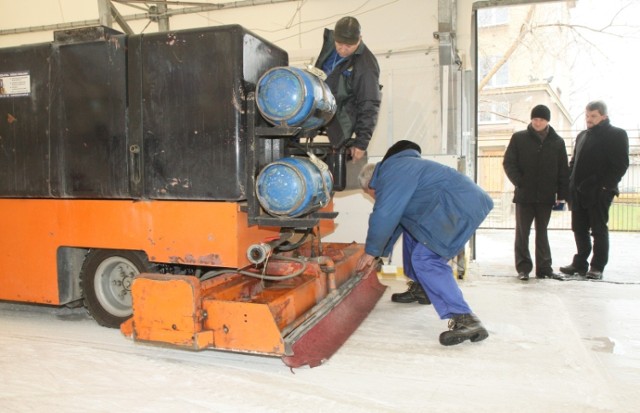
80, 249, 149, 328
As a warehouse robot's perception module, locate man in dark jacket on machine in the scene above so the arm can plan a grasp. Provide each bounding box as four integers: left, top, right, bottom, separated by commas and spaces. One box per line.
356, 141, 493, 346
503, 104, 569, 281
560, 100, 629, 280
315, 16, 381, 163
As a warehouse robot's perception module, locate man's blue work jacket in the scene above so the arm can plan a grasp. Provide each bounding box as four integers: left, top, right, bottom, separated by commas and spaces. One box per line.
365, 149, 494, 259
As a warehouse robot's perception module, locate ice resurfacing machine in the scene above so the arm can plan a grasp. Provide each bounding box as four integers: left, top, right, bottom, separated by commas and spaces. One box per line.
0, 25, 386, 367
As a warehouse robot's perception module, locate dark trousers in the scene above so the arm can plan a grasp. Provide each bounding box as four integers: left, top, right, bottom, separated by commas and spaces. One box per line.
570, 189, 615, 272
514, 203, 553, 275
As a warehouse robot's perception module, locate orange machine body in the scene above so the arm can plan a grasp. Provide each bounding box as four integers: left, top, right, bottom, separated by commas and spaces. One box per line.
120, 242, 373, 357
0, 196, 381, 367
0, 198, 290, 304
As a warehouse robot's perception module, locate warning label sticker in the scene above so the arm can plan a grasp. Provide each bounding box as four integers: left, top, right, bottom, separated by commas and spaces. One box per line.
0, 71, 31, 98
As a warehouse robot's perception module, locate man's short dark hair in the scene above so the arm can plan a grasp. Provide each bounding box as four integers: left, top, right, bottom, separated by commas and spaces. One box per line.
586, 100, 608, 116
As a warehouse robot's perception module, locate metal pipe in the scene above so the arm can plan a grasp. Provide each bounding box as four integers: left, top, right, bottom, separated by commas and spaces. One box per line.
155, 2, 170, 32
164, 0, 298, 17
98, 0, 113, 27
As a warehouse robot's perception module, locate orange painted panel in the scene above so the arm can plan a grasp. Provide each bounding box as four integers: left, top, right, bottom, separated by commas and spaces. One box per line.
0, 199, 280, 304
128, 274, 204, 348
205, 300, 287, 355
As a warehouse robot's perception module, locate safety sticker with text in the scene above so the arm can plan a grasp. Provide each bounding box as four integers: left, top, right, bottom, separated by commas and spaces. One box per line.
0, 71, 31, 98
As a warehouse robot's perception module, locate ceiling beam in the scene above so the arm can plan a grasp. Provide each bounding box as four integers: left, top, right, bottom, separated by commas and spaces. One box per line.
0, 0, 298, 37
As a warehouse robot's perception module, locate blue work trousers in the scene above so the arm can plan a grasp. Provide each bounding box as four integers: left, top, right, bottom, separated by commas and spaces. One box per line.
403, 230, 472, 319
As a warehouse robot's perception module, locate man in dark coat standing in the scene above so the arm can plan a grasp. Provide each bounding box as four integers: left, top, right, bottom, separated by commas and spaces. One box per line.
560, 101, 629, 280
503, 105, 570, 281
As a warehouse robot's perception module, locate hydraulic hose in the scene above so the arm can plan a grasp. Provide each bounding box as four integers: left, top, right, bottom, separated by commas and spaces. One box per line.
199, 254, 307, 282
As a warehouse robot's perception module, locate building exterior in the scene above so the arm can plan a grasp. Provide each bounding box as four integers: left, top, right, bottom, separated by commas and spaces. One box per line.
477, 2, 576, 227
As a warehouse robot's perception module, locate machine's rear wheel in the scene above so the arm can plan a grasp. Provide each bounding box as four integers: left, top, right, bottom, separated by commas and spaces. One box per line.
80, 249, 149, 328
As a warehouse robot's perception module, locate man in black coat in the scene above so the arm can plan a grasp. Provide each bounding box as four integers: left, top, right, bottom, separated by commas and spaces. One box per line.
315, 16, 381, 162
560, 101, 629, 280
503, 104, 570, 280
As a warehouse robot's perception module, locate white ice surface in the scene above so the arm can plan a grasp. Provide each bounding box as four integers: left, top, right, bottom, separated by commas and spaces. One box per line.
1, 230, 639, 412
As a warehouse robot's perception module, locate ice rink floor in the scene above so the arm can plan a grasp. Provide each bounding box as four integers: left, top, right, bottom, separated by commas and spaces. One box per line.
1, 229, 638, 412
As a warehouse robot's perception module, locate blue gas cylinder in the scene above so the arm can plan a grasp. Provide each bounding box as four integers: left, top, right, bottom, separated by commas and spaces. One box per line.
256, 156, 333, 217
256, 67, 336, 130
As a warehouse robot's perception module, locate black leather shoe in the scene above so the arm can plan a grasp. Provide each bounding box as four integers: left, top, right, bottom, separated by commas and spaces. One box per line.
439, 313, 489, 346
559, 264, 587, 276
586, 268, 603, 280
517, 272, 529, 281
536, 272, 563, 280
391, 281, 431, 304
536, 271, 563, 280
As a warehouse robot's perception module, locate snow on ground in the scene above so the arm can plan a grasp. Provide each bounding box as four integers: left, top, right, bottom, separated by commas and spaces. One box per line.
1, 229, 639, 412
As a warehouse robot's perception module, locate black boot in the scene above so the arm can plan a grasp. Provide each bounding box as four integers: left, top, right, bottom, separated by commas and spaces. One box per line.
439, 313, 489, 346
391, 281, 431, 305
559, 264, 587, 276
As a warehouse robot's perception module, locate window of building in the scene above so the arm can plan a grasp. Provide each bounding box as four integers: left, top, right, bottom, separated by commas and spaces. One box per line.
479, 56, 509, 87
477, 7, 508, 27
478, 100, 510, 124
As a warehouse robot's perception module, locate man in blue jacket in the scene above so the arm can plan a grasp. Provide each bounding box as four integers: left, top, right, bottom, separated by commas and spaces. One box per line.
355, 141, 494, 346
